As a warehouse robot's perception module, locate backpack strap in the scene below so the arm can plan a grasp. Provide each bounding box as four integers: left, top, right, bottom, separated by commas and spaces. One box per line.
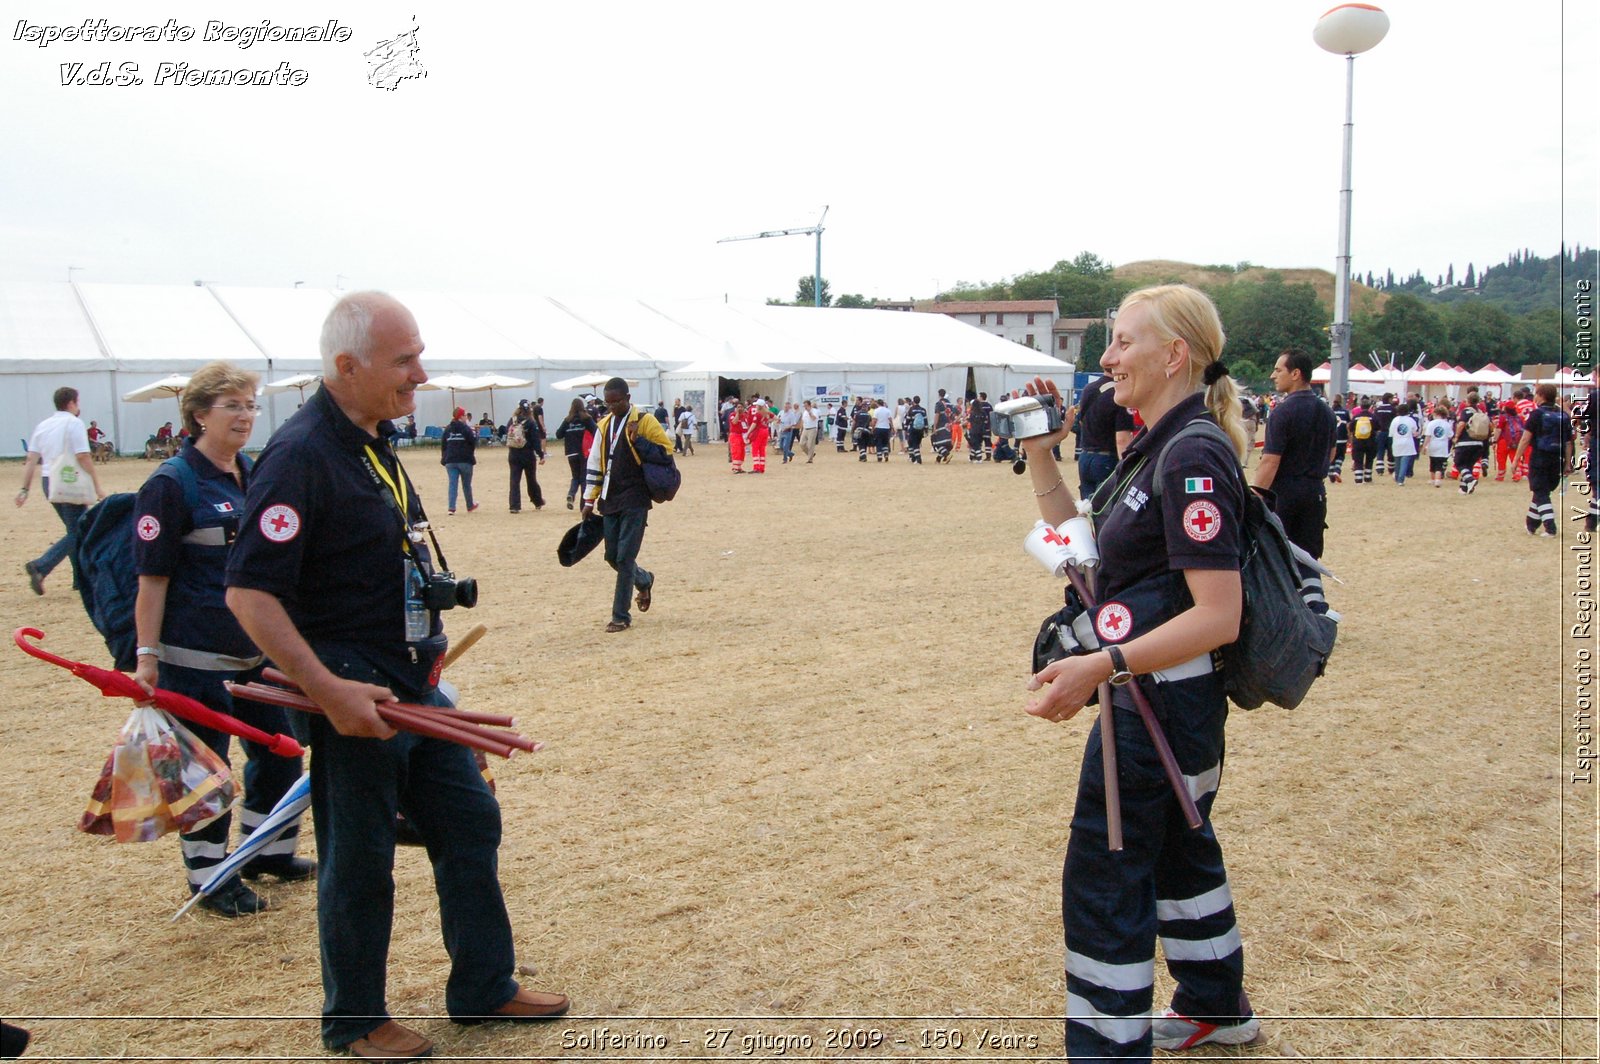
153, 454, 201, 510
1150, 418, 1235, 500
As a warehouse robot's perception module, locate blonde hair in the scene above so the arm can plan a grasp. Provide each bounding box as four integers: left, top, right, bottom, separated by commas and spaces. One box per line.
1117, 284, 1247, 462
180, 361, 261, 436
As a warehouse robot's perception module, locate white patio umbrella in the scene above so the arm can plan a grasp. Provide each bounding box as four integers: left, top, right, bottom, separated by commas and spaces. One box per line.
472, 373, 533, 421
261, 372, 322, 402
171, 772, 311, 921
122, 374, 191, 402
417, 373, 490, 410
549, 373, 640, 392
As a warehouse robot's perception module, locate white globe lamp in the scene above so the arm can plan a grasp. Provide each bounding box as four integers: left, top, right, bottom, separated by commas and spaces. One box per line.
1316, 3, 1388, 397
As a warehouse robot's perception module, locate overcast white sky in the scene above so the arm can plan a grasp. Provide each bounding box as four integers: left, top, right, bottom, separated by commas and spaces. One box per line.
2, 1, 1594, 309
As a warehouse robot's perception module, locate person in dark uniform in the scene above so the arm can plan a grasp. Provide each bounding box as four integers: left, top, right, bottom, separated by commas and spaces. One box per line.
905, 396, 929, 464
132, 361, 311, 917
1512, 383, 1574, 536
967, 391, 993, 461
1369, 392, 1396, 477
852, 399, 873, 463
506, 401, 545, 512
1327, 394, 1349, 482
1254, 350, 1336, 560
226, 292, 568, 1062
1021, 284, 1257, 1059
931, 389, 957, 462
555, 397, 596, 509
1074, 371, 1137, 498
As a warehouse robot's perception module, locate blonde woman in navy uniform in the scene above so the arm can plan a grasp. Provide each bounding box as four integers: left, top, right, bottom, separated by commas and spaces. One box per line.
1020, 284, 1257, 1059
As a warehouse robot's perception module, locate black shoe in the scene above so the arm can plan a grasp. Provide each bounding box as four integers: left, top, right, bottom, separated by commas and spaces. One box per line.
195, 877, 268, 917
241, 855, 317, 882
24, 561, 44, 596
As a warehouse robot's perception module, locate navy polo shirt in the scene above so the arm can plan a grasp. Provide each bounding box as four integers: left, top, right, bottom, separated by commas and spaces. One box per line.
133, 440, 256, 660
1078, 375, 1136, 452
226, 386, 442, 654
1262, 389, 1336, 482
1089, 392, 1244, 605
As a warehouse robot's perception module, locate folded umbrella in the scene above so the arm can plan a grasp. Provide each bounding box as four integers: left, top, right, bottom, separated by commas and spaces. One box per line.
15, 627, 303, 758
171, 772, 311, 921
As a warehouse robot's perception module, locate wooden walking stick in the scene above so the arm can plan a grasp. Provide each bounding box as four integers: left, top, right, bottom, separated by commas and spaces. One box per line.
1061, 568, 1203, 832
440, 622, 488, 672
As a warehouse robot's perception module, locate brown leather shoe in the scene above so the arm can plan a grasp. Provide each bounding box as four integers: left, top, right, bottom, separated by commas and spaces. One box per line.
453, 987, 571, 1025
344, 1020, 433, 1060
636, 583, 652, 612
605, 621, 629, 633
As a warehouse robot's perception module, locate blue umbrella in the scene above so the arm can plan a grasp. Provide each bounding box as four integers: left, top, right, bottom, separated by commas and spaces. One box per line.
171, 772, 310, 921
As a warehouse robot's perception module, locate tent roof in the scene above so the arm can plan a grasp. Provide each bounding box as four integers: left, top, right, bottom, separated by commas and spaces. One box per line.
444, 292, 652, 365
0, 282, 106, 371
76, 283, 264, 367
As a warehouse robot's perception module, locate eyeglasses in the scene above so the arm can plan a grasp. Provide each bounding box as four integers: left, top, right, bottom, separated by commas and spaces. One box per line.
211, 401, 262, 415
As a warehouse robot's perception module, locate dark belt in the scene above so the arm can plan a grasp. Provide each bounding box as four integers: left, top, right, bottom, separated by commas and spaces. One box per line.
1078, 448, 1113, 456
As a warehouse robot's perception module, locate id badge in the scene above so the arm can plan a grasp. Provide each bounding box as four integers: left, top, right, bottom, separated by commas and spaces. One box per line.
404, 559, 429, 642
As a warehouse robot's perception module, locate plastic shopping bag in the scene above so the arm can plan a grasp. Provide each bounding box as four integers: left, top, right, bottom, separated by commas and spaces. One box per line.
78, 706, 236, 842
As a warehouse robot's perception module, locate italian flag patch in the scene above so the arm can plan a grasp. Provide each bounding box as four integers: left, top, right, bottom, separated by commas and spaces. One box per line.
1184, 477, 1213, 493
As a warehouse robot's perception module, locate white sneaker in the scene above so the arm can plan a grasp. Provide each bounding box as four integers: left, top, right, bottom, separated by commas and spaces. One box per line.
1150, 1008, 1261, 1050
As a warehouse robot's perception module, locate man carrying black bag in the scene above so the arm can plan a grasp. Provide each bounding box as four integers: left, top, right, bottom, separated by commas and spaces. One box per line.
582, 377, 674, 633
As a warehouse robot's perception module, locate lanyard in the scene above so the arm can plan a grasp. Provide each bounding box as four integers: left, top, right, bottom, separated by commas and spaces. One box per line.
607, 411, 628, 459
361, 443, 423, 563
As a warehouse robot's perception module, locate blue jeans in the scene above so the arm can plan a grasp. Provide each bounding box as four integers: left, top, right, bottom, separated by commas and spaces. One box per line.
602, 507, 653, 625
1077, 451, 1117, 500
445, 463, 475, 511
779, 429, 796, 460
306, 644, 517, 1048
1394, 452, 1416, 484
32, 483, 87, 586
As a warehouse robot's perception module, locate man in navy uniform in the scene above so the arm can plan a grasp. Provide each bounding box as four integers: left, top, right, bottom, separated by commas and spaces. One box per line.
1074, 372, 1136, 497
1253, 349, 1336, 615
226, 291, 568, 1062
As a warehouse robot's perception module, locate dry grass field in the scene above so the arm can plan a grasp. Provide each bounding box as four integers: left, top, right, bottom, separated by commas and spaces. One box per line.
0, 441, 1593, 1063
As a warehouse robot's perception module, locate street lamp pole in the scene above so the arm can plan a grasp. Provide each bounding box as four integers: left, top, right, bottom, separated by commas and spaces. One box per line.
1315, 4, 1389, 398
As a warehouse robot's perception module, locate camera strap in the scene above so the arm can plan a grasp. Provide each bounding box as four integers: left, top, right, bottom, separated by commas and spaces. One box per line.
360, 444, 454, 573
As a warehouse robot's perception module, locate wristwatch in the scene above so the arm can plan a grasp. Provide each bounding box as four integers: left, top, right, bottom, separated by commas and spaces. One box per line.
1106, 645, 1134, 686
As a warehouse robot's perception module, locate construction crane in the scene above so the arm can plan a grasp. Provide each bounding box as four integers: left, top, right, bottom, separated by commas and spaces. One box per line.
718, 205, 829, 306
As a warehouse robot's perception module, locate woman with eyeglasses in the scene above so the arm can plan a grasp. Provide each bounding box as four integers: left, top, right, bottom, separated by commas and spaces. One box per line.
131, 361, 312, 917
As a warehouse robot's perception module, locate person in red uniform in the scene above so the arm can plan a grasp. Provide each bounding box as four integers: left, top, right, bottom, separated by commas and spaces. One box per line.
727, 398, 747, 474
746, 397, 772, 474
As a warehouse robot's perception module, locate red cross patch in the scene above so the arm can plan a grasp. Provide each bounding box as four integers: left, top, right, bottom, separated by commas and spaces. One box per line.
259, 504, 301, 543
1182, 500, 1222, 542
136, 515, 161, 541
1095, 601, 1133, 643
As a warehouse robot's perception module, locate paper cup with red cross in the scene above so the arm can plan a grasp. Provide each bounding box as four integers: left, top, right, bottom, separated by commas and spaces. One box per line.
1024, 519, 1075, 578
1053, 516, 1099, 572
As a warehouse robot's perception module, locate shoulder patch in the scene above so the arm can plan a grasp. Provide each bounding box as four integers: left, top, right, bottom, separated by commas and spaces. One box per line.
259, 504, 301, 543
136, 515, 161, 541
1182, 500, 1223, 542
1184, 477, 1213, 494
1095, 601, 1133, 643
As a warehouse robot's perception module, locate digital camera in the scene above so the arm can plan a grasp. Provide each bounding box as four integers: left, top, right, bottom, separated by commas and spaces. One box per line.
422, 569, 478, 611
991, 394, 1064, 439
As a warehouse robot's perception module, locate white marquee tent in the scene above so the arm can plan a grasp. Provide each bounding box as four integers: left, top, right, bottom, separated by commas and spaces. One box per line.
2, 282, 1073, 455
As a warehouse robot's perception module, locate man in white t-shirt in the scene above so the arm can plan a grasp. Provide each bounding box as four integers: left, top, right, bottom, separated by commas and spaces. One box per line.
15, 386, 106, 595
798, 400, 819, 463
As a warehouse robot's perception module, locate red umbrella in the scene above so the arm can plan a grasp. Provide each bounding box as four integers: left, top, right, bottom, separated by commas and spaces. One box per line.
14, 628, 303, 758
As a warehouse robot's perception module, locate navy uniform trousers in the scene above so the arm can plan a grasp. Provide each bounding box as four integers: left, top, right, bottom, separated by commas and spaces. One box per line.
159, 661, 304, 889
1063, 670, 1246, 1061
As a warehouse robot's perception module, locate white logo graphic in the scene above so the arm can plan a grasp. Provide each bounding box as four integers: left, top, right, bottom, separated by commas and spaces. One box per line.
259, 504, 301, 543
1095, 602, 1133, 643
136, 515, 161, 541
